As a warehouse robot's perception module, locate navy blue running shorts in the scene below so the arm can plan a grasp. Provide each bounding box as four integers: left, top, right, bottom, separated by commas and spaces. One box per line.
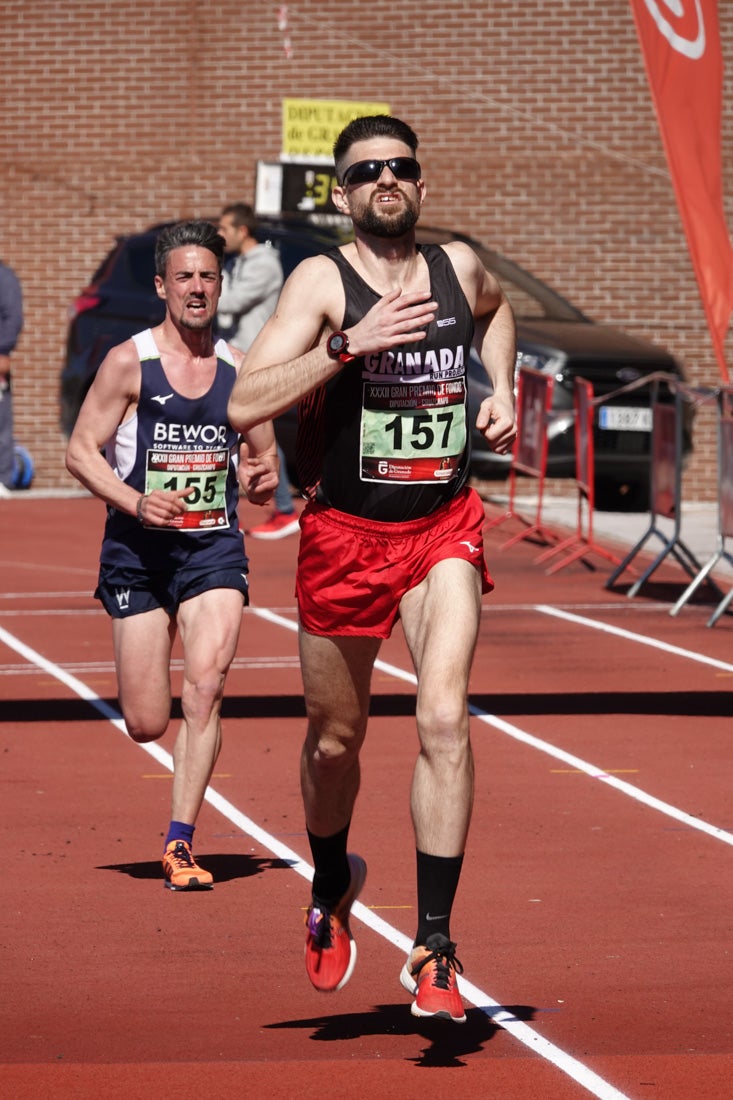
95, 563, 249, 619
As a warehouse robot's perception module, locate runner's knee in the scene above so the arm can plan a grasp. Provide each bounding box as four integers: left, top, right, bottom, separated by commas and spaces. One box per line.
125, 715, 168, 743
416, 696, 470, 756
181, 671, 225, 723
307, 722, 362, 772
119, 690, 170, 741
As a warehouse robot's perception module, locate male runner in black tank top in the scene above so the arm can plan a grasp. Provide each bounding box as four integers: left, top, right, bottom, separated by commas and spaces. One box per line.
228, 116, 517, 1022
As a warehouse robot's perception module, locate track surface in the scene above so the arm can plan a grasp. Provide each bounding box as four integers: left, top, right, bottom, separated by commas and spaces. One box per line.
1, 494, 731, 1099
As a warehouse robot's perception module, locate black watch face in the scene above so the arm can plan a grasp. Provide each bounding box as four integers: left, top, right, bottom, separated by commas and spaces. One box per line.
329, 332, 347, 354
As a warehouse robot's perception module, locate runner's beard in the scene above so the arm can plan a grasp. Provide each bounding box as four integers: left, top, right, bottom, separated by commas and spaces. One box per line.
352, 195, 420, 238
180, 302, 214, 330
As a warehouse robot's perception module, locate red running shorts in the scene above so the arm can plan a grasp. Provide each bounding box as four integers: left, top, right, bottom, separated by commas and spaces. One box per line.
296, 486, 493, 638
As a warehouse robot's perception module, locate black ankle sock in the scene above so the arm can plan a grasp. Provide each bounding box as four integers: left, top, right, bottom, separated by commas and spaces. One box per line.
307, 823, 351, 907
414, 849, 464, 945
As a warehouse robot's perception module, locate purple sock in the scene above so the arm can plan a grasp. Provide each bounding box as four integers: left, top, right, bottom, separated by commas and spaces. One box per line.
165, 820, 195, 851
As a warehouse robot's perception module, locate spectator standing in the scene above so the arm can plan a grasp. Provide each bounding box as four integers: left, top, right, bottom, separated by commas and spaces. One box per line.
217, 203, 299, 539
0, 259, 23, 494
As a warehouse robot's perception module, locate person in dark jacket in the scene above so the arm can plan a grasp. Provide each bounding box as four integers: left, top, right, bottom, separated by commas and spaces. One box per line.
0, 259, 23, 493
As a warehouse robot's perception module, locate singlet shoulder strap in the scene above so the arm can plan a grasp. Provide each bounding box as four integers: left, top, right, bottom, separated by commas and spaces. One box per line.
214, 338, 236, 367
132, 328, 158, 360
132, 330, 236, 368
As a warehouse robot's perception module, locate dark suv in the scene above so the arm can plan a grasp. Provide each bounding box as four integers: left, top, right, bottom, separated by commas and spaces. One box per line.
60, 217, 691, 507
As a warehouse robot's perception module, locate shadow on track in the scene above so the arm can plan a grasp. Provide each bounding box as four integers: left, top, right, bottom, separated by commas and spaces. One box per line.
3, 689, 731, 723
264, 1003, 536, 1067
96, 853, 295, 882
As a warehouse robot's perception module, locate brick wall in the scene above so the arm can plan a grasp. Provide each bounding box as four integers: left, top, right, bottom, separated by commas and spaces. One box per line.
2, 0, 731, 498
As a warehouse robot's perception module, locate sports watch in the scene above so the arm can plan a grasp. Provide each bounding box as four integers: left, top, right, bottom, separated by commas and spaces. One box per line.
326, 331, 355, 362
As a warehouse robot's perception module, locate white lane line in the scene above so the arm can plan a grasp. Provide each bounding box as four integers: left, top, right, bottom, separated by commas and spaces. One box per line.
0, 656, 301, 676
251, 609, 733, 851
470, 710, 733, 846
0, 598, 665, 612
0, 591, 96, 601
0, 618, 630, 1100
536, 604, 733, 674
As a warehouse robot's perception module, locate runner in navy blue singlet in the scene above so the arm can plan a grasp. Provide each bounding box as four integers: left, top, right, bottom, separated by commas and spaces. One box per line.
66, 220, 278, 890
228, 117, 517, 1018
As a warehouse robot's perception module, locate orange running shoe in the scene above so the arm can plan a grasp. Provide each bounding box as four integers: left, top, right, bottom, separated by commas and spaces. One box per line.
162, 840, 214, 891
400, 933, 466, 1022
305, 853, 367, 992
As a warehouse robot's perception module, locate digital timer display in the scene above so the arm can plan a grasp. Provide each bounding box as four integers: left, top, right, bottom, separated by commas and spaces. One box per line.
281, 164, 339, 214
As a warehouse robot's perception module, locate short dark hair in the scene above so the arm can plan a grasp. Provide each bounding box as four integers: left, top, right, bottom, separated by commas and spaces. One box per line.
220, 202, 257, 234
333, 115, 419, 182
155, 220, 224, 278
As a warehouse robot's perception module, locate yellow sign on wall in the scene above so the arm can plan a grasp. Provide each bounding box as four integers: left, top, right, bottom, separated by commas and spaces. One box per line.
283, 99, 391, 158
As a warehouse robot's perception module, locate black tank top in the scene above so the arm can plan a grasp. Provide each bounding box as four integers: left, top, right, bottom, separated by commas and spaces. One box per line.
297, 244, 475, 522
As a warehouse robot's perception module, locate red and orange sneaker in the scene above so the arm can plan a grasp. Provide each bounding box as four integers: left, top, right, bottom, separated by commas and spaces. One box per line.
245, 510, 299, 540
400, 933, 466, 1022
304, 853, 367, 992
162, 840, 214, 891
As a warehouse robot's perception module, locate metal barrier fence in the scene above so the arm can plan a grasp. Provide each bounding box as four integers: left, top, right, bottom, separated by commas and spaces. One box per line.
583, 373, 731, 623
536, 377, 622, 575
483, 367, 731, 623
670, 386, 733, 626
604, 386, 705, 597
483, 367, 559, 548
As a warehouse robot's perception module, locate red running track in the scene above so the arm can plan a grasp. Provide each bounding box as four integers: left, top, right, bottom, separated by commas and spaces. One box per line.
1, 493, 731, 1099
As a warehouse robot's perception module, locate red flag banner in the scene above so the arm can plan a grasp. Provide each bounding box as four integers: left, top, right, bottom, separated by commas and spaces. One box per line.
629, 0, 733, 381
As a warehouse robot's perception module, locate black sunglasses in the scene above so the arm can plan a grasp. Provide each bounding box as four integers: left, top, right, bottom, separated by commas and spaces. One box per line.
340, 157, 422, 188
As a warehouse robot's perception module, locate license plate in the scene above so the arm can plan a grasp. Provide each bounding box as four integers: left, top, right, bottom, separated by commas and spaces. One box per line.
598, 405, 652, 431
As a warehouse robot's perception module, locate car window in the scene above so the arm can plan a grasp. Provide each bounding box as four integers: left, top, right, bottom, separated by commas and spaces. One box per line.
473, 250, 586, 324
103, 220, 588, 326
489, 278, 553, 322
260, 227, 353, 280
123, 239, 157, 290
89, 245, 121, 285
414, 226, 586, 324
269, 238, 326, 276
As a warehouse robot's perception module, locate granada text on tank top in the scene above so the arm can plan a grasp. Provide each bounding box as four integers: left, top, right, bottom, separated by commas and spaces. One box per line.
296, 244, 476, 523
